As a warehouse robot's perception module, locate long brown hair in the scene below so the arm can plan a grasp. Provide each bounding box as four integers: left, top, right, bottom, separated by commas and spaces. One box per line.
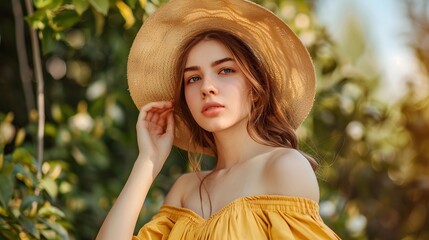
174, 30, 317, 167
173, 30, 317, 217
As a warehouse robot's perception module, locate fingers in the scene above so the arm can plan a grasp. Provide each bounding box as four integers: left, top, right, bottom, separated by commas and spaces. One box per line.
137, 101, 174, 134
140, 101, 173, 113
165, 110, 175, 134
158, 109, 175, 130
138, 101, 172, 121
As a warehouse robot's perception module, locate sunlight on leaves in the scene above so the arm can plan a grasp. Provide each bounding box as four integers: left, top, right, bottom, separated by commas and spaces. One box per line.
73, 0, 90, 15
89, 0, 109, 16
116, 0, 135, 29
40, 177, 58, 199
139, 0, 147, 9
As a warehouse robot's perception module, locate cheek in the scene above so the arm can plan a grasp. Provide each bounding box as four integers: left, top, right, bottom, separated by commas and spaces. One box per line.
235, 80, 252, 108
184, 88, 199, 114
239, 91, 251, 114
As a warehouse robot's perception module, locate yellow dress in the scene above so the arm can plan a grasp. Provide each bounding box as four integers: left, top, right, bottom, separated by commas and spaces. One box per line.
133, 195, 341, 239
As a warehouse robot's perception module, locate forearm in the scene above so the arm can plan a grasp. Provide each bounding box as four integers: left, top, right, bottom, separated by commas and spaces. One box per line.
96, 157, 158, 240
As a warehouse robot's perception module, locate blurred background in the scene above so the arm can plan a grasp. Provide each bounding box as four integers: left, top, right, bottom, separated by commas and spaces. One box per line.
1, 0, 428, 239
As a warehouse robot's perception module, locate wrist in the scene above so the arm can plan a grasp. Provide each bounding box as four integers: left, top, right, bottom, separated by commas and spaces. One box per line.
134, 154, 161, 180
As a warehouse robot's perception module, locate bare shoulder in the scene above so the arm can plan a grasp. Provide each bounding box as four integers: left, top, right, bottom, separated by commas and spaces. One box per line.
163, 172, 201, 207
263, 148, 319, 202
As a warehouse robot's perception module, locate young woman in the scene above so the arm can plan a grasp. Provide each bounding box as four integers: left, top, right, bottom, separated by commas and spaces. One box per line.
97, 0, 340, 239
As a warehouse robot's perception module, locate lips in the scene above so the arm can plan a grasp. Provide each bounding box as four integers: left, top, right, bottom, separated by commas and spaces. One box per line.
201, 102, 224, 116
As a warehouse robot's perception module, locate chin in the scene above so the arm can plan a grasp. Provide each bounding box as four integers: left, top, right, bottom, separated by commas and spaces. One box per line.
200, 124, 228, 133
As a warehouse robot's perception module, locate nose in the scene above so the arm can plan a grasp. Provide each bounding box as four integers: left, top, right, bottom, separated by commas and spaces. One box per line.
200, 76, 218, 98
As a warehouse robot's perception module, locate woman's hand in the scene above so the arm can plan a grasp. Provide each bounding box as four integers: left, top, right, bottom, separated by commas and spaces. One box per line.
96, 101, 174, 240
136, 101, 175, 174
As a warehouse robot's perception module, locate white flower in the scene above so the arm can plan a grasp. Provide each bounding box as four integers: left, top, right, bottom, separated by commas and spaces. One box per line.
280, 4, 296, 20
294, 13, 310, 29
346, 121, 364, 140
300, 31, 317, 47
340, 96, 355, 114
346, 214, 367, 235
320, 200, 336, 218
342, 83, 362, 100
59, 129, 71, 144
86, 80, 107, 100
107, 104, 124, 124
0, 122, 15, 146
69, 112, 94, 132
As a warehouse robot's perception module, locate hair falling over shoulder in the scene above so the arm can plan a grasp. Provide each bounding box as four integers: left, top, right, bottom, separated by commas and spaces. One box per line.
173, 30, 318, 172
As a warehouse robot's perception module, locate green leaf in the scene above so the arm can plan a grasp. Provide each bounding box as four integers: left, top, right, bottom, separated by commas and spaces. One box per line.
43, 0, 63, 11
25, 9, 47, 30
89, 0, 109, 15
40, 178, 58, 199
13, 164, 38, 188
12, 148, 34, 165
38, 205, 65, 218
33, 0, 62, 10
41, 28, 58, 55
40, 229, 57, 239
125, 0, 136, 8
0, 228, 18, 240
138, 0, 146, 9
40, 219, 69, 240
92, 8, 105, 35
0, 154, 14, 173
34, 0, 53, 8
18, 217, 39, 238
51, 10, 81, 31
0, 168, 14, 207
0, 154, 3, 170
26, 0, 64, 30
73, 0, 90, 15
21, 195, 42, 211
44, 123, 58, 138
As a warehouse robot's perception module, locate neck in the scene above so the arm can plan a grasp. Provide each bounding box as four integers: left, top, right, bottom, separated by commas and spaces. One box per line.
212, 119, 273, 170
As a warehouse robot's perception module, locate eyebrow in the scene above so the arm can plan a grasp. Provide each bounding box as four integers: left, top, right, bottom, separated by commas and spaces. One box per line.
184, 57, 234, 73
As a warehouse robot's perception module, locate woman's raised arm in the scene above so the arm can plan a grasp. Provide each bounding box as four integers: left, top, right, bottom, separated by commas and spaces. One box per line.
96, 101, 175, 240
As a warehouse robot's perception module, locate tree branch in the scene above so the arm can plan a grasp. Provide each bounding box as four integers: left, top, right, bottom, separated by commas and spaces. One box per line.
23, 0, 45, 180
12, 0, 35, 114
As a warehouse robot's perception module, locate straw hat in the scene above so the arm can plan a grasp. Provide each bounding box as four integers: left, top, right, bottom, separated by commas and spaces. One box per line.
127, 0, 315, 153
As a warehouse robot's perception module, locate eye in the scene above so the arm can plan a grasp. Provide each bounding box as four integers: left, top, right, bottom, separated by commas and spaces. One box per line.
187, 76, 200, 83
219, 68, 234, 74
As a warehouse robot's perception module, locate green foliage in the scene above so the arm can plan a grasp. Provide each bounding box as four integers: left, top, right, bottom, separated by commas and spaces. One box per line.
0, 114, 70, 239
23, 0, 165, 54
